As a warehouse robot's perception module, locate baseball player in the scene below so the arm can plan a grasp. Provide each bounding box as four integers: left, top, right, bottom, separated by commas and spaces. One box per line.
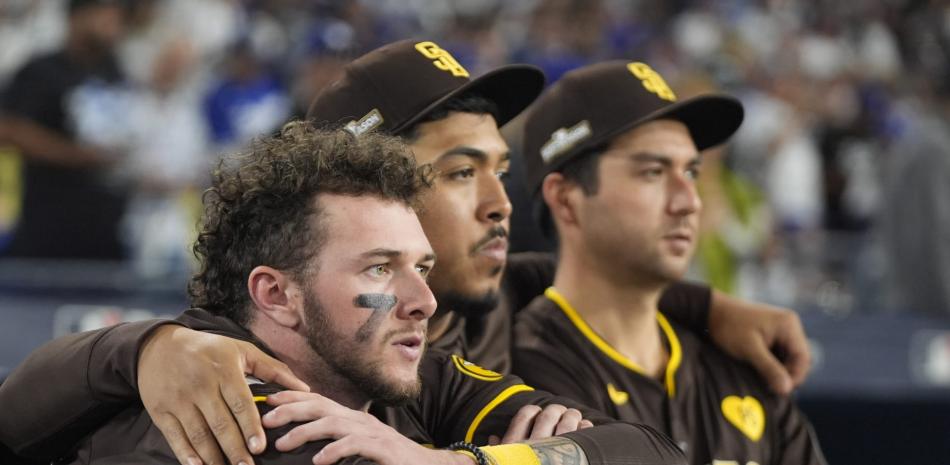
0, 40, 809, 465
512, 60, 826, 464
37, 124, 685, 465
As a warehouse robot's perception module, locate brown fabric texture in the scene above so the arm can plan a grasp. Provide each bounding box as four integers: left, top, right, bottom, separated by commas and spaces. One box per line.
513, 295, 826, 465
0, 253, 711, 460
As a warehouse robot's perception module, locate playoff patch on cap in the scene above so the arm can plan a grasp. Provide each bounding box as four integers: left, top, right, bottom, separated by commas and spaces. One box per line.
307, 39, 545, 137
522, 60, 744, 195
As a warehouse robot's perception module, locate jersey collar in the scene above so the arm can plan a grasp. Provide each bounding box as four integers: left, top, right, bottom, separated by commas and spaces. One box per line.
544, 286, 683, 397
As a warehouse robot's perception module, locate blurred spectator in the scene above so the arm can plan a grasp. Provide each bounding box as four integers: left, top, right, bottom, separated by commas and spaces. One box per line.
0, 0, 946, 315
203, 40, 291, 151
0, 0, 66, 88
692, 143, 773, 299
880, 97, 950, 316
120, 39, 210, 277
0, 0, 132, 260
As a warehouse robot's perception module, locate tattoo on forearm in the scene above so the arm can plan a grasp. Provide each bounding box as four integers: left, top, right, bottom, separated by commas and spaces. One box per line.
527, 437, 589, 465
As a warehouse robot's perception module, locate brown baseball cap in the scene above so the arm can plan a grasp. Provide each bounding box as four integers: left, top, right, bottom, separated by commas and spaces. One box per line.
522, 60, 744, 194
306, 39, 545, 137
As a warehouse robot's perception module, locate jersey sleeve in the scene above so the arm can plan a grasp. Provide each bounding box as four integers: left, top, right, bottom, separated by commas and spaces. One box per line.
561, 422, 687, 465
773, 398, 828, 465
658, 281, 712, 335
420, 351, 685, 465
0, 319, 182, 459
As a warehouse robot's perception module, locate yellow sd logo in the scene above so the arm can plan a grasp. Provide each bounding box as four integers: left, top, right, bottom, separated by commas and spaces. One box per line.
627, 62, 676, 102
415, 41, 470, 78
451, 354, 503, 381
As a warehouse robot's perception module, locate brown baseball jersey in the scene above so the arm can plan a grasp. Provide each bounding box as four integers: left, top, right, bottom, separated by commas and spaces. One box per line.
513, 288, 827, 465
0, 253, 711, 460
58, 309, 685, 464
433, 252, 712, 374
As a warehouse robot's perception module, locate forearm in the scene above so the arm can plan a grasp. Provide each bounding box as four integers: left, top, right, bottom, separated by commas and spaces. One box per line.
0, 116, 108, 166
462, 441, 585, 465
478, 425, 686, 465
0, 319, 181, 458
467, 391, 684, 464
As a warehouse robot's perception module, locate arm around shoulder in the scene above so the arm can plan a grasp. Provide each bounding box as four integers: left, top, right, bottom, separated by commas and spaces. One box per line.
0, 319, 181, 458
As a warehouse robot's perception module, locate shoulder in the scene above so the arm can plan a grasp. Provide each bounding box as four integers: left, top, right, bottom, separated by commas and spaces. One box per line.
514, 294, 572, 348
672, 321, 781, 408
422, 348, 510, 386
249, 383, 335, 463
516, 293, 561, 326
502, 252, 556, 310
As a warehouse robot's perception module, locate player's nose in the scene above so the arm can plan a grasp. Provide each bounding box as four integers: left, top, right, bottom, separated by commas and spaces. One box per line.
394, 270, 437, 321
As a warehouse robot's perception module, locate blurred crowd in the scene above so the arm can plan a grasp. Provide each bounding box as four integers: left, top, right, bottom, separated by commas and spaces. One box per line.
1, 0, 948, 315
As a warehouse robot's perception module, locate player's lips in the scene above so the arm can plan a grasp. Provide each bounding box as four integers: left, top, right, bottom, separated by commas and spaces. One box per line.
470, 226, 509, 263
475, 237, 508, 262
663, 230, 694, 252
391, 334, 424, 361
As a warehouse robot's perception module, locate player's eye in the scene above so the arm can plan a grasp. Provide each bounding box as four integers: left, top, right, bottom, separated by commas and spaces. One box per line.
367, 264, 391, 277
685, 164, 701, 181
447, 167, 476, 180
415, 264, 432, 279
639, 166, 664, 179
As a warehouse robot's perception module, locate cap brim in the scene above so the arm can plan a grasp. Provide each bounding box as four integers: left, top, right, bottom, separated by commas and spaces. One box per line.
392, 64, 546, 134
614, 94, 745, 151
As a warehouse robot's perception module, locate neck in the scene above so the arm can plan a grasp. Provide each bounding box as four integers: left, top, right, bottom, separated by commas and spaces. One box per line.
249, 318, 371, 411
552, 243, 669, 379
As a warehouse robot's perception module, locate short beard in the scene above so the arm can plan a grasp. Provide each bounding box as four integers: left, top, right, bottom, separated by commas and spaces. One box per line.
435, 289, 500, 320
303, 291, 421, 406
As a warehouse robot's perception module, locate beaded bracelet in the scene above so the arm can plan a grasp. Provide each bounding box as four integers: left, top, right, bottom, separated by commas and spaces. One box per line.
447, 441, 492, 465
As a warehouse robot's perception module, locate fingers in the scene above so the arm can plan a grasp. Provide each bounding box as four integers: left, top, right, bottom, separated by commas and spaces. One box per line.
579, 419, 593, 429
777, 314, 812, 387
194, 390, 256, 465
501, 405, 542, 444
273, 417, 365, 452
266, 390, 327, 405
140, 327, 258, 464
176, 405, 229, 465
552, 408, 584, 435
240, 342, 310, 392
262, 392, 358, 428
528, 404, 568, 439
312, 435, 365, 465
152, 412, 204, 465
219, 380, 265, 455
746, 336, 794, 395
784, 348, 811, 388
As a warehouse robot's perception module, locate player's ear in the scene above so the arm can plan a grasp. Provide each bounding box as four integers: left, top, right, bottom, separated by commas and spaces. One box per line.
542, 172, 580, 228
248, 266, 302, 328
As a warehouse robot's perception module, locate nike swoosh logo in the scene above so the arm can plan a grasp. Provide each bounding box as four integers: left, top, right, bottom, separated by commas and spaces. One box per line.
607, 383, 629, 405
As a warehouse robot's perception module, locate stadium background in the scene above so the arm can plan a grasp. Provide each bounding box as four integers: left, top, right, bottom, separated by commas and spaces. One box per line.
1, 0, 949, 463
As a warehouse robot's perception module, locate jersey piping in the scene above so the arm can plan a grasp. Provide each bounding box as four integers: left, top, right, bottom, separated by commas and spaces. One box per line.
543, 287, 682, 397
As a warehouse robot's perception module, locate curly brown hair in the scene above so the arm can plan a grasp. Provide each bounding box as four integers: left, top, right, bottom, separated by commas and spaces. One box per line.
189, 121, 431, 325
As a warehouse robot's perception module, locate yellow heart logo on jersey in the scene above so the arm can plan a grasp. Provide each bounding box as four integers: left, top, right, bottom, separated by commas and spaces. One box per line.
606, 383, 629, 406
721, 396, 765, 442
